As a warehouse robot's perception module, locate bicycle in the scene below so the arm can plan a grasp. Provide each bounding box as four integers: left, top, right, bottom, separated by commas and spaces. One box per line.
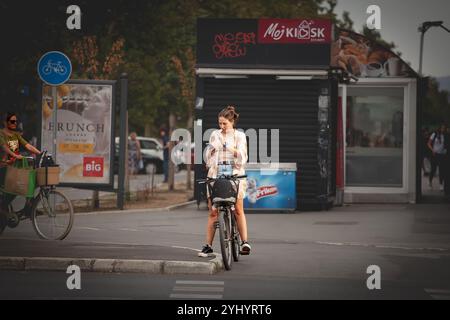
197, 166, 247, 270
42, 60, 68, 76
0, 151, 74, 240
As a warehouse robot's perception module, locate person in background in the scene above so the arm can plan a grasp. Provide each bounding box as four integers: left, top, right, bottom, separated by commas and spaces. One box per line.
421, 128, 431, 176
160, 128, 169, 183
444, 126, 450, 198
0, 112, 41, 216
127, 132, 141, 175
427, 124, 447, 191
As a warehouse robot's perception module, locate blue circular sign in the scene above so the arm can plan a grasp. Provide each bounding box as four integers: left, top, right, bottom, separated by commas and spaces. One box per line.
37, 51, 72, 86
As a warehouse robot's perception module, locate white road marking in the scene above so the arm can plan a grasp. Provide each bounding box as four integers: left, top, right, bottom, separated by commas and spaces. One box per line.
425, 288, 450, 300
118, 228, 139, 232
173, 286, 224, 292
171, 246, 201, 252
315, 241, 448, 252
176, 280, 225, 286
171, 280, 225, 299
75, 227, 101, 231
169, 294, 223, 299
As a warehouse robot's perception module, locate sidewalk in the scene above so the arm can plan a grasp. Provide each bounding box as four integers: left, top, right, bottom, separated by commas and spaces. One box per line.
0, 238, 222, 275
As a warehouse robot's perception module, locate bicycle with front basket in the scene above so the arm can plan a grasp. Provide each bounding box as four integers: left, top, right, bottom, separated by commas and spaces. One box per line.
0, 151, 74, 240
197, 167, 247, 270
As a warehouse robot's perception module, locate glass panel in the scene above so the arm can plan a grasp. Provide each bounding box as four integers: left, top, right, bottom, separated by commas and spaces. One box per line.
346, 87, 404, 187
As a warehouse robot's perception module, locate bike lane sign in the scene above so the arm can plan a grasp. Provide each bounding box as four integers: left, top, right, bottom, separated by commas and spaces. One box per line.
37, 51, 72, 86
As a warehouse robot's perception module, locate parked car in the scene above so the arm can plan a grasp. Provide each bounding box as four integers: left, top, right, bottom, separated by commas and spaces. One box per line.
172, 141, 195, 170
114, 136, 164, 174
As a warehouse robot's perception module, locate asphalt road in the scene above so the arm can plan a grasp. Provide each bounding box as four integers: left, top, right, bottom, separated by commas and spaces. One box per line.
1, 202, 450, 300
0, 270, 440, 300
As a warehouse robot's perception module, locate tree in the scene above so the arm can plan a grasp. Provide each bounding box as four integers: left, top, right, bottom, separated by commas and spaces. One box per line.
71, 36, 125, 80
423, 78, 450, 127
172, 47, 196, 190
70, 35, 125, 208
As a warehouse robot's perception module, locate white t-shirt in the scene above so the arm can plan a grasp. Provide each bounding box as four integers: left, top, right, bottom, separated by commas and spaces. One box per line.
429, 133, 446, 154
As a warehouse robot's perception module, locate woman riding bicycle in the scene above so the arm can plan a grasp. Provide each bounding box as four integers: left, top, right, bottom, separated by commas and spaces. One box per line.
0, 112, 41, 216
198, 106, 252, 257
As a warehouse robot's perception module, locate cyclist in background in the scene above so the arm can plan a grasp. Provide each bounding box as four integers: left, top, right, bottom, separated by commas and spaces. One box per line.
0, 112, 41, 215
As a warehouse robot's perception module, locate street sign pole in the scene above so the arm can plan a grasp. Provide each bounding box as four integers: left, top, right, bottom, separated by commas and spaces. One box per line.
117, 73, 128, 210
52, 86, 58, 159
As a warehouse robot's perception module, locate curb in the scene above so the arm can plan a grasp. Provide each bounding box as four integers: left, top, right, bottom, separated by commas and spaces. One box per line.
75, 200, 197, 216
0, 254, 223, 275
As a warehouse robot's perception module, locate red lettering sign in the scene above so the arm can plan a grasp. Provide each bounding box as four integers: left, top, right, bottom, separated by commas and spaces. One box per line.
83, 157, 104, 177
258, 19, 332, 44
257, 185, 278, 200
212, 32, 256, 59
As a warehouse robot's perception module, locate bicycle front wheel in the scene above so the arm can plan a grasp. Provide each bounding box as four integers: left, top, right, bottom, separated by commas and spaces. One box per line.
218, 208, 233, 270
31, 189, 74, 240
231, 212, 241, 262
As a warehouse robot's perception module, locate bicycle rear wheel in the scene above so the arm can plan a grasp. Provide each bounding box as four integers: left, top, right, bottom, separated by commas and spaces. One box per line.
31, 189, 74, 240
218, 208, 233, 270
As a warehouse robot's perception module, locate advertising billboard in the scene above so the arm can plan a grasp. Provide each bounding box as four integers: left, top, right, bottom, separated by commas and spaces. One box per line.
41, 80, 115, 187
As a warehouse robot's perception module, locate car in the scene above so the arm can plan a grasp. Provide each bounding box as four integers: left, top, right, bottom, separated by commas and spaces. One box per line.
114, 136, 164, 175
172, 141, 195, 170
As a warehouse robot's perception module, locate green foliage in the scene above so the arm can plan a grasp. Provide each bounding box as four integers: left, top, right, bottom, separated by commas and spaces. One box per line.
423, 78, 450, 128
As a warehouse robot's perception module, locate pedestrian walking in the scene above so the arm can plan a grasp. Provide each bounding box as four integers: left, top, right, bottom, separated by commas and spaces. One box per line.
160, 128, 169, 183
427, 124, 447, 191
421, 127, 431, 176
444, 125, 450, 197
128, 132, 141, 175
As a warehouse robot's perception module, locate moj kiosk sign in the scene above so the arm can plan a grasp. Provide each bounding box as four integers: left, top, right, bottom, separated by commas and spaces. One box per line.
258, 19, 332, 44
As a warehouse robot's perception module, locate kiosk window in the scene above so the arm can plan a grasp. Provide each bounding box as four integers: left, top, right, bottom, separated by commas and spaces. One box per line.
345, 87, 404, 187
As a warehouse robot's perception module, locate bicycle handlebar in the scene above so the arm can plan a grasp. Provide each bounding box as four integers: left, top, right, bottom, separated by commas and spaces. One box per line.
196, 175, 247, 184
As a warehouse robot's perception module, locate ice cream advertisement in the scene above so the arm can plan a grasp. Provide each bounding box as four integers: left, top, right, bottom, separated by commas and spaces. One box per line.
244, 169, 296, 210
41, 82, 113, 185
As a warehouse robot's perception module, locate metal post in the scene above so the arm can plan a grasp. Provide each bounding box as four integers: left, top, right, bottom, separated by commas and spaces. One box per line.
117, 73, 128, 210
52, 86, 58, 159
419, 28, 425, 76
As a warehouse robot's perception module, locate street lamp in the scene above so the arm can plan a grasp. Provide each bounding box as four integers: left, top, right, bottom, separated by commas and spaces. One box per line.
418, 21, 450, 76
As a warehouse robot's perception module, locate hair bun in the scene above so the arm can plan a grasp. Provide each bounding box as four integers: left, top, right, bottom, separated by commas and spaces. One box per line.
218, 105, 240, 125
227, 106, 239, 120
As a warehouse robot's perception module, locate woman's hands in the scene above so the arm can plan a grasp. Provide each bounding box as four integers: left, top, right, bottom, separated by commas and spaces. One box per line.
25, 144, 41, 156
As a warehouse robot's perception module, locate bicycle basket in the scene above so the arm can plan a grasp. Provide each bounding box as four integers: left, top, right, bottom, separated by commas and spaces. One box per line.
210, 178, 238, 204
36, 165, 60, 186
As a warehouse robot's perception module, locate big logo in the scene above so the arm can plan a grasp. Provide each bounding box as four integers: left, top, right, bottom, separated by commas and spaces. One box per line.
83, 157, 104, 177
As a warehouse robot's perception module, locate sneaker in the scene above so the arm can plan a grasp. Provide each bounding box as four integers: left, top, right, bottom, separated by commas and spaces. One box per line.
198, 244, 213, 257
240, 241, 251, 255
